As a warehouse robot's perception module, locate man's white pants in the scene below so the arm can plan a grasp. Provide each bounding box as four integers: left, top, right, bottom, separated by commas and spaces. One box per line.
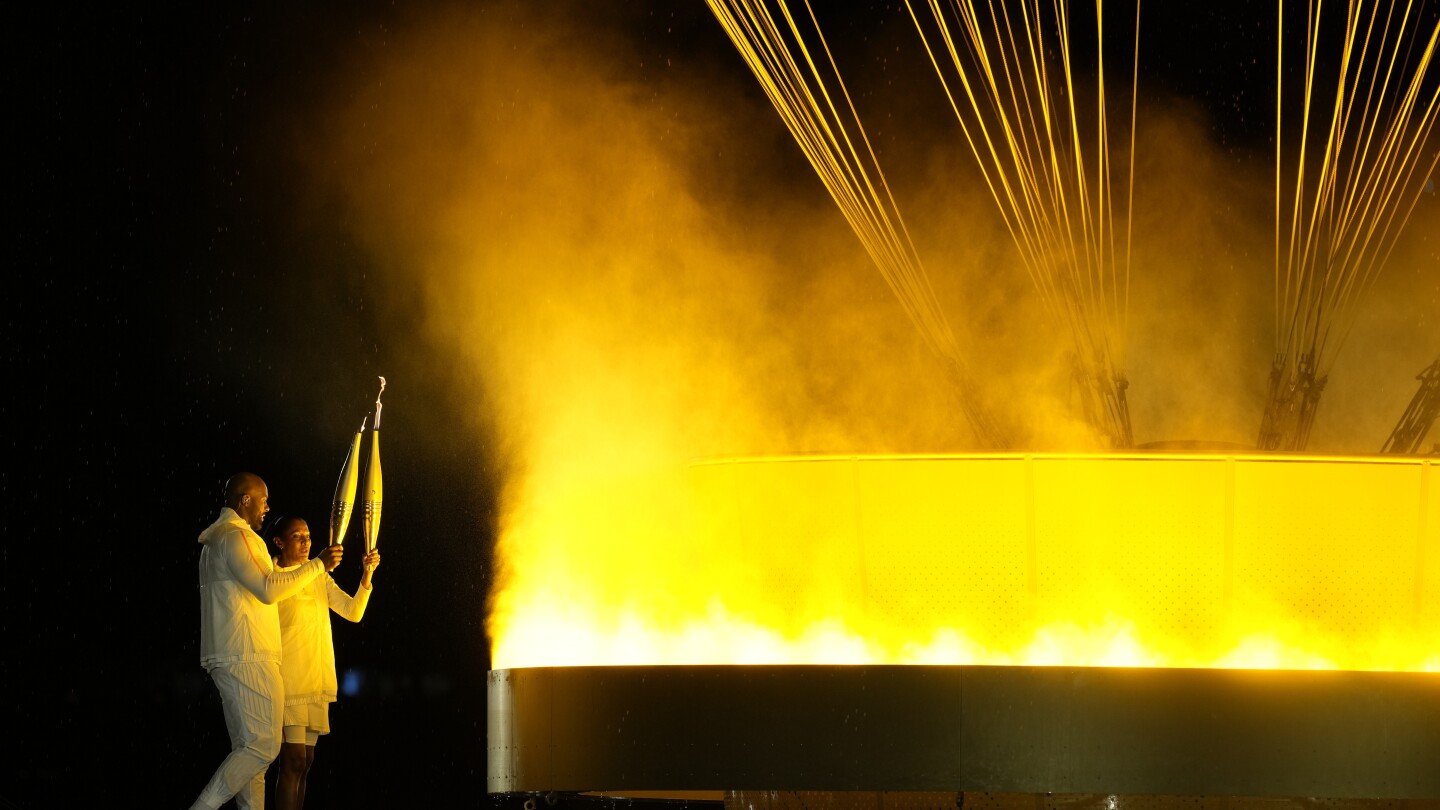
191, 661, 284, 810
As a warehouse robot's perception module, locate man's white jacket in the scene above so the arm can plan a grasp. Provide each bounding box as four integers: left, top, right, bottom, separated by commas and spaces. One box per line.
197, 507, 325, 670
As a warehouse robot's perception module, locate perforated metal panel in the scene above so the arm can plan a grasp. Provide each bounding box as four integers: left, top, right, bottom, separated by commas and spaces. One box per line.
724, 794, 1438, 810
1230, 460, 1423, 655
1029, 457, 1228, 647
729, 459, 867, 630
1421, 462, 1438, 631
857, 459, 1030, 650
728, 792, 959, 810
684, 454, 1438, 670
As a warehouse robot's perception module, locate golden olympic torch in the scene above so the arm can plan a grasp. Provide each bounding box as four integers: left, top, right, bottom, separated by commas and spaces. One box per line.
329, 418, 364, 547
363, 376, 386, 553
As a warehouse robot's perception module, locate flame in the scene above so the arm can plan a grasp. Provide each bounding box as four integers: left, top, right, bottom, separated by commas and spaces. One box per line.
492, 605, 1405, 671
492, 454, 1438, 672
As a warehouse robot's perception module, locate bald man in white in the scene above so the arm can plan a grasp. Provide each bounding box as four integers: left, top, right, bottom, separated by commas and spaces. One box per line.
190, 473, 343, 810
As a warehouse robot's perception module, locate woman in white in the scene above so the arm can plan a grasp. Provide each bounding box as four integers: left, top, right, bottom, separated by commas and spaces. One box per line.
268, 515, 379, 810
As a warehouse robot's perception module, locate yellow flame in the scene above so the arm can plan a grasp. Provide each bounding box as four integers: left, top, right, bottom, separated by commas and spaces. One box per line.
492, 454, 1438, 672
493, 610, 1387, 671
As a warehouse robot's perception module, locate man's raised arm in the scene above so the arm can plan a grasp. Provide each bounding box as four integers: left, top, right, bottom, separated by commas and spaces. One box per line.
224, 529, 343, 604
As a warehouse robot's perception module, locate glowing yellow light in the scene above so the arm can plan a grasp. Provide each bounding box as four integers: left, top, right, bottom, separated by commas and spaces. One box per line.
490, 453, 1438, 672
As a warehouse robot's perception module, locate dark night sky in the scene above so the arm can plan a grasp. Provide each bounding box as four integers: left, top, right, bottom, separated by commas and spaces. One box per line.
4, 2, 1435, 807
10, 3, 499, 805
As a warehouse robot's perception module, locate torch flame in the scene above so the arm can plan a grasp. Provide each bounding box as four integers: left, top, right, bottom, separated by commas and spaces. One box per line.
373, 376, 386, 430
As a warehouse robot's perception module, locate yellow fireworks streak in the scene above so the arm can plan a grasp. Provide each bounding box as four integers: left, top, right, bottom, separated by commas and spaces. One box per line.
704, 0, 1010, 447
903, 0, 1142, 448
1262, 0, 1440, 451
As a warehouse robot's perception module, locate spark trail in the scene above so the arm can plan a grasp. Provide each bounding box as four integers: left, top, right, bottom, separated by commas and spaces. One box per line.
1261, 0, 1440, 451
904, 0, 1142, 448
704, 0, 1011, 447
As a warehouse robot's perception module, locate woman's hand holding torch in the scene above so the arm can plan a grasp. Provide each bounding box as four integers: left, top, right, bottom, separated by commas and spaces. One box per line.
319, 544, 344, 572
360, 550, 380, 590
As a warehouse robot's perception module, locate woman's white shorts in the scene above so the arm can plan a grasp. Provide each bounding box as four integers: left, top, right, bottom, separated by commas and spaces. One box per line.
282, 701, 330, 746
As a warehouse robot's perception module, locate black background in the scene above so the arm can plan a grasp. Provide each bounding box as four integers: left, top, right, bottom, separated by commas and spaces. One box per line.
10, 3, 499, 806
5, 2, 1433, 807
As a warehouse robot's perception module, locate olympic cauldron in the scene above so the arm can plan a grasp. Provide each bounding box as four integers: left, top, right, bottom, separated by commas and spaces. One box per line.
489, 452, 1440, 802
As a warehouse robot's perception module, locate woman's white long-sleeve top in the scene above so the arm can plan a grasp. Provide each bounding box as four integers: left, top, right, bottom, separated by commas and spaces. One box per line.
274, 562, 372, 706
